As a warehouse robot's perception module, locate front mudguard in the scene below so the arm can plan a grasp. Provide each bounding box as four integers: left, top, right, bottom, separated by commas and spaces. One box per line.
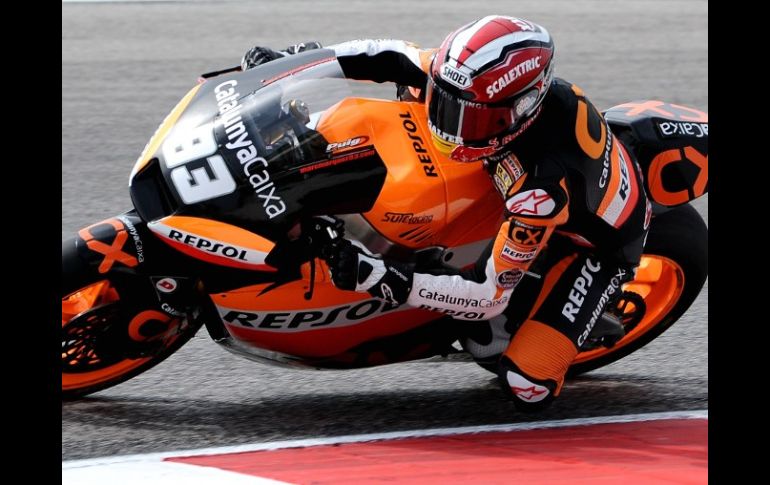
63, 211, 201, 316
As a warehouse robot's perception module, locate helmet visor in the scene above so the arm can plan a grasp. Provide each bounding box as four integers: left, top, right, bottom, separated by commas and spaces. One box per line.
426, 77, 539, 147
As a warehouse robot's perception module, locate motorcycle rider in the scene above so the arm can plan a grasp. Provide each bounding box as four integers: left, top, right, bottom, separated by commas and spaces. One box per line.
241, 15, 651, 411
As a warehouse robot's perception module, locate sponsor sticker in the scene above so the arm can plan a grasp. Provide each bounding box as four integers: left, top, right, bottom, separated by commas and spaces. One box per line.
496, 269, 524, 289
561, 258, 602, 323
220, 298, 406, 331
506, 370, 550, 403
500, 242, 537, 263
486, 56, 542, 99
156, 278, 178, 293
502, 155, 525, 181
326, 136, 370, 152
401, 110, 437, 177
495, 163, 513, 192
440, 63, 472, 89
506, 189, 556, 216
382, 212, 434, 224
509, 223, 545, 246
656, 120, 708, 139
215, 79, 286, 219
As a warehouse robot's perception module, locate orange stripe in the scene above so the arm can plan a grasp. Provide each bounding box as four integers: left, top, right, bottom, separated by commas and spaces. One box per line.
597, 141, 621, 217
529, 254, 577, 317
572, 85, 606, 160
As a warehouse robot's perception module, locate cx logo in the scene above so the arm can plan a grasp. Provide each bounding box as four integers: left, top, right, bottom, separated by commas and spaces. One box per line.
648, 147, 708, 206
510, 225, 544, 246
78, 219, 139, 274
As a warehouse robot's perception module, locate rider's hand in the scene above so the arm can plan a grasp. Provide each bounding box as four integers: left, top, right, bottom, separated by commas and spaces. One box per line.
241, 46, 284, 70
241, 41, 322, 71
322, 239, 413, 305
283, 41, 323, 55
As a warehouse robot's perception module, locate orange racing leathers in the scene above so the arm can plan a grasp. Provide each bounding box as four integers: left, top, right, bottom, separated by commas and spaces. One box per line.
329, 39, 651, 409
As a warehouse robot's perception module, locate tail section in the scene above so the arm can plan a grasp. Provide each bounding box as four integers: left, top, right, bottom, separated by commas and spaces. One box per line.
604, 101, 707, 207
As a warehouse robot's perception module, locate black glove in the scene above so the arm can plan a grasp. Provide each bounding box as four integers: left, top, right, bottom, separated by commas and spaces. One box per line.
322, 239, 414, 305
241, 46, 285, 70
241, 41, 323, 71
284, 41, 323, 55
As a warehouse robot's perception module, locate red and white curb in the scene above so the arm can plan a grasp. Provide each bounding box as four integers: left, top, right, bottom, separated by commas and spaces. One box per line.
63, 409, 707, 484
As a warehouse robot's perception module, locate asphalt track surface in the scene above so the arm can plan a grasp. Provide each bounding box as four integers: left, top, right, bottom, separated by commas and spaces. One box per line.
62, 0, 708, 461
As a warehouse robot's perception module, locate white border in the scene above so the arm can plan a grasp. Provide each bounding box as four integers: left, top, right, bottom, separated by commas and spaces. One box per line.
63, 409, 707, 469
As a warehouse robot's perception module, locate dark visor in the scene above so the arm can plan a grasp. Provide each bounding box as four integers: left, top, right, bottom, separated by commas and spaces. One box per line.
426, 77, 540, 146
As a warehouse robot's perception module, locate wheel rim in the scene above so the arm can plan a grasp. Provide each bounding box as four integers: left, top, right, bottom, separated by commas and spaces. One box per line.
572, 255, 685, 364
62, 281, 178, 392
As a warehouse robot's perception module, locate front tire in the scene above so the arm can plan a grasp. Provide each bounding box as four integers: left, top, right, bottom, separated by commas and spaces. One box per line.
62, 238, 201, 400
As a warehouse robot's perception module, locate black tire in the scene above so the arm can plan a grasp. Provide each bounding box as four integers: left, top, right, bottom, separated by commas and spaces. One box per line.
566, 203, 708, 377
62, 238, 201, 400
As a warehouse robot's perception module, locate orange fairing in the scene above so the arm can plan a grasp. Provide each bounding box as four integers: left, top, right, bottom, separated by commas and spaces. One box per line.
204, 98, 505, 358
148, 215, 277, 271
316, 98, 501, 250
212, 260, 439, 357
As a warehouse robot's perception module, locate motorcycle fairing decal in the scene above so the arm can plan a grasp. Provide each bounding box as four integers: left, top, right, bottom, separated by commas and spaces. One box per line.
211, 262, 442, 357
298, 147, 377, 174
217, 297, 414, 332
78, 219, 139, 274
612, 101, 708, 123
148, 216, 276, 271
223, 303, 439, 358
647, 147, 708, 207
604, 101, 708, 207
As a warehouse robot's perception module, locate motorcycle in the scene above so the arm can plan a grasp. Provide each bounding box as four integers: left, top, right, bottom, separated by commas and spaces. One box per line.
61, 50, 708, 399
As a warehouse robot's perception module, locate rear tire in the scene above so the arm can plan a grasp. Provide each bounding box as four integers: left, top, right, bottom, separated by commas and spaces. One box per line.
567, 203, 708, 377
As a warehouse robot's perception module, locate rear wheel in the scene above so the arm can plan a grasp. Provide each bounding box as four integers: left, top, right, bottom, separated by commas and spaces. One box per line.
567, 203, 708, 376
62, 240, 201, 399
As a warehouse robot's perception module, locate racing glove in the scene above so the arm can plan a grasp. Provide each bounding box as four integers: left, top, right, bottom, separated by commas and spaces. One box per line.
322, 238, 413, 306
284, 41, 323, 55
241, 41, 323, 70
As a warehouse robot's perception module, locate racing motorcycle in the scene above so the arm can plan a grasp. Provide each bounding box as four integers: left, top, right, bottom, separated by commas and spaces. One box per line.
61, 50, 709, 399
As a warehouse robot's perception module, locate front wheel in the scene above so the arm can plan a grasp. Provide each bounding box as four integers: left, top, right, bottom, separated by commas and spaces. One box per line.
62, 239, 201, 399
567, 203, 708, 376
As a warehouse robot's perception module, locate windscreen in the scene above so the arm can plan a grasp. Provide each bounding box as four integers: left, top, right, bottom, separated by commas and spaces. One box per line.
131, 51, 388, 241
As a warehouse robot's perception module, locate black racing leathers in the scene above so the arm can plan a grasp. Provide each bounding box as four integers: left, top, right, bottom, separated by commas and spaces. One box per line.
325, 39, 651, 409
